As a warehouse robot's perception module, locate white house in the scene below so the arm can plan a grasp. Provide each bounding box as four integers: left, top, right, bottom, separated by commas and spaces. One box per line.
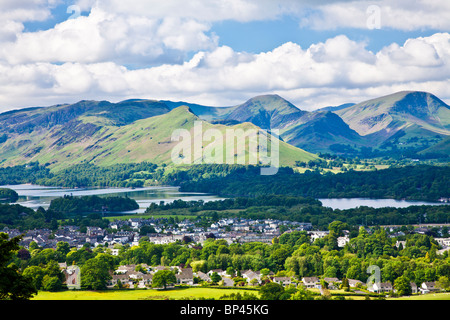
337, 236, 350, 248
302, 277, 320, 288
420, 282, 437, 294
273, 277, 291, 287
368, 282, 393, 293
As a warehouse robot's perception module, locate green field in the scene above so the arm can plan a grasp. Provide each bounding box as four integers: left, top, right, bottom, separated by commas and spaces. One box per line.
32, 288, 260, 300
27, 288, 450, 301
389, 293, 450, 300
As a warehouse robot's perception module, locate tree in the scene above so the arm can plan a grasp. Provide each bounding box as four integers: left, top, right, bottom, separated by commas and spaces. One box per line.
394, 275, 412, 296
210, 272, 222, 284
436, 276, 450, 292
80, 258, 111, 290
42, 275, 63, 292
56, 242, 70, 261
22, 266, 46, 291
260, 282, 285, 300
291, 286, 314, 300
152, 270, 176, 289
0, 233, 37, 300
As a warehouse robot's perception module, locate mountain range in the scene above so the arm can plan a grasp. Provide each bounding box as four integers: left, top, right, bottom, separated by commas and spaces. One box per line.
0, 90, 448, 170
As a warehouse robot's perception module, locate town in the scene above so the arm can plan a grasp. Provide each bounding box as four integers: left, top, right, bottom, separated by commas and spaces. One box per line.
2, 215, 449, 298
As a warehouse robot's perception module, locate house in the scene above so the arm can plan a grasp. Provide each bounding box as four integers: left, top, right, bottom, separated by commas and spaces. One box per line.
302, 277, 320, 288
347, 279, 363, 288
242, 270, 261, 285
273, 277, 291, 287
308, 231, 329, 243
208, 269, 226, 277
324, 277, 341, 290
221, 277, 235, 287
420, 282, 437, 294
395, 241, 406, 248
116, 264, 136, 274
197, 271, 211, 283
138, 274, 153, 288
435, 237, 450, 248
337, 236, 349, 248
369, 282, 393, 293
108, 274, 132, 288
176, 268, 194, 285
410, 282, 418, 294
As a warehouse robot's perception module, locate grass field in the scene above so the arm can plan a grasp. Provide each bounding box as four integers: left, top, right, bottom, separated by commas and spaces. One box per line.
389, 292, 450, 300
32, 287, 260, 300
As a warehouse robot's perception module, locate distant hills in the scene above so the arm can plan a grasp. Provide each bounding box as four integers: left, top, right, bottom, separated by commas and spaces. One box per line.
0, 90, 448, 170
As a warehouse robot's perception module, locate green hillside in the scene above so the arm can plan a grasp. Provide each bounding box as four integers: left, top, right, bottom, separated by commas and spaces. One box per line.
335, 91, 450, 136
0, 104, 317, 171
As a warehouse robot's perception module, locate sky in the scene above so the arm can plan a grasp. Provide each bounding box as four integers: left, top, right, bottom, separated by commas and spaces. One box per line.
0, 0, 449, 112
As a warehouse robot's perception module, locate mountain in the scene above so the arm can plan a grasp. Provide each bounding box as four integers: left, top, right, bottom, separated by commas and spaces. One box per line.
0, 90, 448, 167
334, 91, 450, 153
317, 103, 355, 113
0, 101, 317, 170
335, 91, 450, 137
223, 94, 307, 130
281, 111, 366, 153
161, 100, 235, 122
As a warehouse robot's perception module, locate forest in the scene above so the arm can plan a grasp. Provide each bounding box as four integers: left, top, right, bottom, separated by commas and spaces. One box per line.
49, 195, 139, 215
174, 164, 449, 201
0, 162, 448, 201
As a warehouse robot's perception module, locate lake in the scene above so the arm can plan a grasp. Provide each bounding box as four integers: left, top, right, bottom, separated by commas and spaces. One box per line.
1, 184, 447, 212
318, 198, 448, 210
0, 184, 224, 214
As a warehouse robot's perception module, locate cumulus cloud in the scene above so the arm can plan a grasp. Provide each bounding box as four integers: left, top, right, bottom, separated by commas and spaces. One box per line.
0, 0, 449, 112
0, 7, 218, 66
1, 33, 449, 111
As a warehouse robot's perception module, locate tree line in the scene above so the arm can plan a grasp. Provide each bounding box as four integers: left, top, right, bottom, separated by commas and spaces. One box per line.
174, 164, 449, 201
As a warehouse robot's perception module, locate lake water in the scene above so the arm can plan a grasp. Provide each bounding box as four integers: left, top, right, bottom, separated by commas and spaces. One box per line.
1, 184, 447, 213
318, 198, 448, 210
0, 184, 224, 214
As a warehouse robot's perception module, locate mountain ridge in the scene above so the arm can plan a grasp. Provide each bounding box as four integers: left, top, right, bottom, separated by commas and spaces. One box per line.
0, 90, 449, 165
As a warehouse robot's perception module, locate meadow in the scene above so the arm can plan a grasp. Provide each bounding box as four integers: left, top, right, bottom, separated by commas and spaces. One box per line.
32, 287, 260, 300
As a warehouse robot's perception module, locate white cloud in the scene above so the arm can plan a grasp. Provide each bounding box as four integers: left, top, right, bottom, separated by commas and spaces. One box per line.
0, 33, 449, 112
0, 7, 218, 66
301, 0, 450, 31
0, 1, 449, 112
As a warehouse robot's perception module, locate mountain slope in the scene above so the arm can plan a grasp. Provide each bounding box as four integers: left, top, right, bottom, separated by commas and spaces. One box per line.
281, 111, 366, 153
223, 94, 307, 130
0, 102, 317, 170
334, 91, 450, 153
335, 91, 450, 136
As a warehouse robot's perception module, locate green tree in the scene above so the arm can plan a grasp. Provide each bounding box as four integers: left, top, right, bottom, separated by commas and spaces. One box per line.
210, 272, 222, 284
152, 270, 176, 289
22, 266, 46, 291
42, 275, 63, 292
394, 275, 412, 296
436, 276, 450, 291
260, 282, 285, 300
56, 242, 70, 261
80, 258, 111, 290
0, 233, 37, 300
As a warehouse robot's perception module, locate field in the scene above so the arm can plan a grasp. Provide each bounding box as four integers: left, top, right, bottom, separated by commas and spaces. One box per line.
27, 288, 450, 301
389, 293, 450, 300
32, 287, 260, 300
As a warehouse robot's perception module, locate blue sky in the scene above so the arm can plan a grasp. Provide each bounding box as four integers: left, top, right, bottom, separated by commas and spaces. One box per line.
0, 0, 449, 112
